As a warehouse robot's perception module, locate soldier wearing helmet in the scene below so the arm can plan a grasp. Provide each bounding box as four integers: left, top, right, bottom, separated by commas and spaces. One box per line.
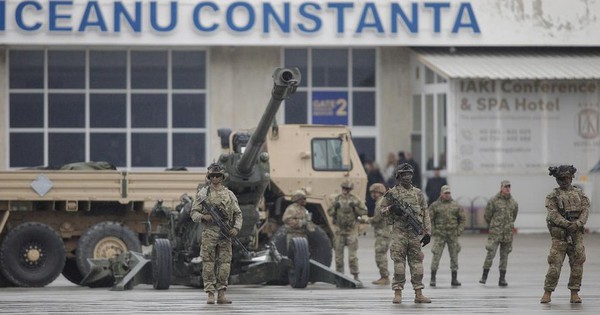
368, 183, 391, 285
327, 180, 367, 281
380, 162, 432, 304
540, 165, 589, 304
282, 189, 315, 246
190, 163, 242, 304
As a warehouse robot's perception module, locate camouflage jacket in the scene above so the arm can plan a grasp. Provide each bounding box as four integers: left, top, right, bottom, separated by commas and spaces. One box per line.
327, 193, 367, 231
380, 185, 431, 237
429, 198, 465, 237
370, 198, 387, 230
484, 192, 518, 240
545, 186, 589, 231
191, 185, 243, 237
283, 203, 309, 229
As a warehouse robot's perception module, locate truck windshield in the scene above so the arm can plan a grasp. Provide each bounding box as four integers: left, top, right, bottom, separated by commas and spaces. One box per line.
311, 138, 351, 171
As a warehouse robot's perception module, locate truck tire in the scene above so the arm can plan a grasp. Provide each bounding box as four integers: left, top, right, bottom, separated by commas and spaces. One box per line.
288, 237, 310, 289
61, 257, 84, 285
152, 238, 172, 290
273, 225, 332, 266
76, 221, 142, 277
0, 222, 66, 287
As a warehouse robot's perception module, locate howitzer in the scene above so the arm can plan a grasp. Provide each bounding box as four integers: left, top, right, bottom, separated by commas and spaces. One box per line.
197, 195, 249, 255
384, 194, 424, 236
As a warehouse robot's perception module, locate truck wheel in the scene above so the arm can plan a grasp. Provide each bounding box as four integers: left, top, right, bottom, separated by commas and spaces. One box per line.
0, 222, 66, 287
273, 225, 332, 266
288, 237, 310, 289
61, 257, 84, 285
152, 238, 172, 290
76, 221, 141, 277
0, 272, 15, 287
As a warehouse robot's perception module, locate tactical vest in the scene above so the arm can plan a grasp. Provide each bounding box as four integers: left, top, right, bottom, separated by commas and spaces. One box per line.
554, 187, 583, 220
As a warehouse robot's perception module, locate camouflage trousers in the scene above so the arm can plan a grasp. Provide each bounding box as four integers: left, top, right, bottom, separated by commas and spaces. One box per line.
373, 229, 391, 277
483, 236, 512, 270
390, 233, 425, 290
430, 234, 461, 271
543, 233, 586, 292
201, 232, 233, 293
334, 230, 360, 275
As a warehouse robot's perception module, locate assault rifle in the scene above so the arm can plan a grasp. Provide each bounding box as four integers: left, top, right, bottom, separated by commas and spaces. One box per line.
189, 192, 249, 255
384, 194, 424, 236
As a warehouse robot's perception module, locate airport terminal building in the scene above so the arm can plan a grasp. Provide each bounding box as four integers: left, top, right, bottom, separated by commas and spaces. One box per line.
1, 0, 599, 231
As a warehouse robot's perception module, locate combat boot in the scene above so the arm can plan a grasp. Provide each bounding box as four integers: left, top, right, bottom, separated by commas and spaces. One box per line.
479, 268, 489, 284
429, 270, 436, 287
217, 290, 232, 304
540, 291, 552, 304
206, 292, 215, 304
414, 289, 431, 303
372, 276, 389, 285
570, 290, 582, 303
451, 271, 461, 286
498, 270, 508, 287
392, 289, 402, 304
352, 273, 361, 282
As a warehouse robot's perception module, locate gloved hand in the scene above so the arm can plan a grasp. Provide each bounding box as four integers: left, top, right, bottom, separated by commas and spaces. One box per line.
334, 202, 341, 209
420, 234, 431, 247
567, 223, 579, 233
190, 211, 202, 223
201, 214, 213, 222
229, 228, 239, 237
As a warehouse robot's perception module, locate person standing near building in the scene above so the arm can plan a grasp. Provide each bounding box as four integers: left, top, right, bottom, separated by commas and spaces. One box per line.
190, 163, 243, 304
282, 189, 315, 245
540, 165, 589, 304
425, 168, 448, 206
380, 163, 432, 304
328, 180, 368, 281
368, 183, 391, 285
479, 180, 518, 287
429, 185, 465, 287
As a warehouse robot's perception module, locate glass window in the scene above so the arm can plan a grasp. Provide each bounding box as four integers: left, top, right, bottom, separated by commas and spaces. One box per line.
312, 138, 347, 171
131, 93, 167, 128
412, 95, 422, 132
352, 92, 375, 126
91, 133, 127, 166
172, 94, 205, 128
173, 133, 205, 167
312, 49, 348, 87
90, 51, 127, 89
10, 133, 44, 167
131, 51, 168, 89
48, 51, 85, 89
48, 94, 85, 128
284, 49, 308, 88
10, 50, 44, 89
172, 51, 206, 89
10, 94, 44, 128
49, 133, 85, 166
353, 49, 375, 87
90, 94, 127, 128
425, 66, 435, 84
352, 137, 376, 164
284, 91, 307, 124
132, 133, 167, 167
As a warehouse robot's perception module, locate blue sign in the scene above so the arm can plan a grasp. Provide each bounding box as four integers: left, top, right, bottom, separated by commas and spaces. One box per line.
312, 91, 348, 125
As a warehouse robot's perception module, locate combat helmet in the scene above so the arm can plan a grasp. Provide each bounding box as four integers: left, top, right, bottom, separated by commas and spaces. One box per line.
207, 163, 226, 177
369, 183, 386, 194
291, 189, 307, 202
394, 163, 414, 178
548, 165, 577, 179
341, 180, 354, 190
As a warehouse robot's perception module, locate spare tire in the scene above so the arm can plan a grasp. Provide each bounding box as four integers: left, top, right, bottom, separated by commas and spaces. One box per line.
152, 238, 172, 290
288, 237, 310, 289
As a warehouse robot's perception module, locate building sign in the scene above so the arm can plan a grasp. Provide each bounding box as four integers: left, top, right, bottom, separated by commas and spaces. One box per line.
312, 91, 348, 125
450, 80, 600, 174
0, 0, 598, 46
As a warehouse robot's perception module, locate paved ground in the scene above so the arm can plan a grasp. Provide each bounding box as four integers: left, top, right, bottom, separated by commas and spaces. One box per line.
0, 232, 599, 314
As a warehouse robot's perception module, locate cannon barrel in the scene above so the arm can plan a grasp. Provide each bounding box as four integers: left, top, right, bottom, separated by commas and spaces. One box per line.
236, 68, 301, 175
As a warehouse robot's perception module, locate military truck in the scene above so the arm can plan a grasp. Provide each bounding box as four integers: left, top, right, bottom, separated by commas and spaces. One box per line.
0, 68, 367, 289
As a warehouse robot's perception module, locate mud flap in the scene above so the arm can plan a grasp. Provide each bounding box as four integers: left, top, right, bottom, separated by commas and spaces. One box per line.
308, 259, 364, 288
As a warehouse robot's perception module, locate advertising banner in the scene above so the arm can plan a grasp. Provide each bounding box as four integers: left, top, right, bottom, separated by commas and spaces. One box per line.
312, 91, 348, 125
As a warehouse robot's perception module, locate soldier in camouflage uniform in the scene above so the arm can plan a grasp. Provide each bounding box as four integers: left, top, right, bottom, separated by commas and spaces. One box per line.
429, 185, 465, 287
540, 165, 589, 304
368, 183, 390, 285
190, 163, 243, 305
283, 189, 315, 246
479, 180, 518, 287
380, 163, 432, 304
327, 180, 368, 281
